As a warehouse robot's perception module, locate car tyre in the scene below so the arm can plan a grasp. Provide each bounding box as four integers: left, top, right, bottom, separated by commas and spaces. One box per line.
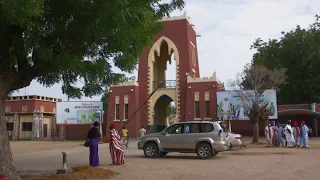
196, 143, 213, 159
143, 143, 159, 158
159, 152, 168, 156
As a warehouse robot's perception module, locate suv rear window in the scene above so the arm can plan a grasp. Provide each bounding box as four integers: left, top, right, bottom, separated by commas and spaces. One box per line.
200, 123, 214, 133
183, 123, 200, 133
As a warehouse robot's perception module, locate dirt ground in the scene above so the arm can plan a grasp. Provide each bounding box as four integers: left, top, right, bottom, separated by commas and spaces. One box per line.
12, 139, 320, 180
10, 141, 82, 154
105, 139, 320, 180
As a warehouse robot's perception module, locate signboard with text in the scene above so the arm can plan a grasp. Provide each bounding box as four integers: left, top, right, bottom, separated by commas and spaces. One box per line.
56, 101, 103, 124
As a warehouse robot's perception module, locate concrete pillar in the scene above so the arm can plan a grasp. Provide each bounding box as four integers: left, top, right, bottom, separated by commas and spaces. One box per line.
51, 116, 57, 140
314, 117, 318, 137
59, 125, 66, 140
39, 113, 44, 138
12, 114, 19, 140
31, 113, 39, 140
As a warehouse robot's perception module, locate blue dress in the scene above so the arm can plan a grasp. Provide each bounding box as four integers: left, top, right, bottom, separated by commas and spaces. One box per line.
300, 125, 309, 147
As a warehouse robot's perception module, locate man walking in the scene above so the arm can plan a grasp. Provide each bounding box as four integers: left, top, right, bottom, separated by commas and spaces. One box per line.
292, 121, 301, 147
265, 123, 274, 147
139, 126, 147, 138
300, 120, 309, 148
121, 125, 129, 148
276, 122, 284, 147
285, 120, 295, 147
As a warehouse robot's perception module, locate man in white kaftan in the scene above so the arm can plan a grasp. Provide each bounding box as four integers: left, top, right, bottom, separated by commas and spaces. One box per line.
265, 123, 274, 147
285, 120, 295, 147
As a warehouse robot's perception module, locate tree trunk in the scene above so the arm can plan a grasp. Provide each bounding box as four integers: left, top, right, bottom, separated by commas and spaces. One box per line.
252, 121, 259, 144
0, 94, 22, 179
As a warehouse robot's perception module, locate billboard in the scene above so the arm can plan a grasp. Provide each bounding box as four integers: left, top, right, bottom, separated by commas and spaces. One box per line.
56, 101, 103, 124
217, 90, 277, 120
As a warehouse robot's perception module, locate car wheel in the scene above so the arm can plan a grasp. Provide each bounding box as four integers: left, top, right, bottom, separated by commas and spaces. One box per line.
143, 143, 159, 158
159, 152, 168, 156
196, 143, 213, 159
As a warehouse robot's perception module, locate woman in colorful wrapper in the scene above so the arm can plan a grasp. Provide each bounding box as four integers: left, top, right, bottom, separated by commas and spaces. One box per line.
109, 123, 125, 165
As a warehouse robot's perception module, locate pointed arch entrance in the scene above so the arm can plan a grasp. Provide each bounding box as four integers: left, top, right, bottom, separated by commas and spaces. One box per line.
147, 36, 180, 131
152, 94, 176, 133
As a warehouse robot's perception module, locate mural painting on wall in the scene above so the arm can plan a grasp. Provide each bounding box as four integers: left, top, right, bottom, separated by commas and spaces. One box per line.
217, 90, 277, 120
56, 101, 103, 124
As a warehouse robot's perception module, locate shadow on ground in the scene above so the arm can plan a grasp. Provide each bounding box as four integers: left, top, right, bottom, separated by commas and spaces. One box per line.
225, 151, 297, 156
126, 154, 226, 160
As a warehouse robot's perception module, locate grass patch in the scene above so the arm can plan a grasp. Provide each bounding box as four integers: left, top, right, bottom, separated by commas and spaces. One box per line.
21, 166, 118, 180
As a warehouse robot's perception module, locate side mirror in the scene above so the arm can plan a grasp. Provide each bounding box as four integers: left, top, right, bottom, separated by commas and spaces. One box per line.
161, 131, 166, 135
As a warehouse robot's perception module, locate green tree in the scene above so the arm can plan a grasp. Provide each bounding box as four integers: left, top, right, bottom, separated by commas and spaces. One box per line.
229, 64, 286, 144
166, 103, 176, 115
101, 92, 109, 112
251, 15, 320, 104
0, 0, 185, 179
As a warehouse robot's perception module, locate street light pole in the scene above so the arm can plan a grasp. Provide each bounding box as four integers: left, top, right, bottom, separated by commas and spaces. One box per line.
97, 109, 103, 137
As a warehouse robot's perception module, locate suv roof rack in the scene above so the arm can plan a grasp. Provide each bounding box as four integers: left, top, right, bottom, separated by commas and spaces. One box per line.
184, 120, 221, 123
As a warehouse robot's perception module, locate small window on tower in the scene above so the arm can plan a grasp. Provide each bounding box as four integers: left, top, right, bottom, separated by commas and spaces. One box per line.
124, 104, 129, 120
194, 101, 200, 118
205, 101, 210, 118
115, 104, 120, 120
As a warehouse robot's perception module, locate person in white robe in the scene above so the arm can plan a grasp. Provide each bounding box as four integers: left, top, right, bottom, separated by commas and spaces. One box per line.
285, 120, 295, 147
265, 123, 274, 147
271, 121, 277, 146
300, 120, 309, 148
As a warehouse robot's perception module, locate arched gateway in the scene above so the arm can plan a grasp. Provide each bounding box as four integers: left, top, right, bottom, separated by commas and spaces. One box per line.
106, 12, 224, 136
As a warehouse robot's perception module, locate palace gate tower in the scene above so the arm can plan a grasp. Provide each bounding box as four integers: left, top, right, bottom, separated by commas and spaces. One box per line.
106, 12, 224, 137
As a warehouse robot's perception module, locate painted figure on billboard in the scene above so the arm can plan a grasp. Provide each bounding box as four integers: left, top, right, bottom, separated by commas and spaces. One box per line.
218, 96, 232, 120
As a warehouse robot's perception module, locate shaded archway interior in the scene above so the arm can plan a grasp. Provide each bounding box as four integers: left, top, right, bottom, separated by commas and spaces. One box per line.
152, 95, 174, 133
153, 40, 175, 88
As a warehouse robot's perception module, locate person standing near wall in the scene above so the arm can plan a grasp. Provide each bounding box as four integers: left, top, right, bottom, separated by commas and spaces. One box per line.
87, 121, 101, 167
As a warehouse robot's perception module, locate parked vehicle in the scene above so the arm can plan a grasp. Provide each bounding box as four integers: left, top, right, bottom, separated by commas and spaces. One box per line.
138, 121, 230, 159
226, 132, 243, 148
213, 120, 243, 149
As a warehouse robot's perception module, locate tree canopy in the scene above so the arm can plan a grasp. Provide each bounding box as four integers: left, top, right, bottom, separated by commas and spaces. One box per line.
229, 64, 286, 143
0, 0, 185, 98
251, 15, 320, 104
0, 0, 185, 179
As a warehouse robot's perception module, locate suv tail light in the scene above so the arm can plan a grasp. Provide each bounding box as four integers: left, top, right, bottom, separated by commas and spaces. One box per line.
235, 136, 242, 140
218, 130, 223, 137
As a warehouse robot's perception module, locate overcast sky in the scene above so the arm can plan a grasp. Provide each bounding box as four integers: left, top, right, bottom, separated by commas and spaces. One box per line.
13, 0, 319, 101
